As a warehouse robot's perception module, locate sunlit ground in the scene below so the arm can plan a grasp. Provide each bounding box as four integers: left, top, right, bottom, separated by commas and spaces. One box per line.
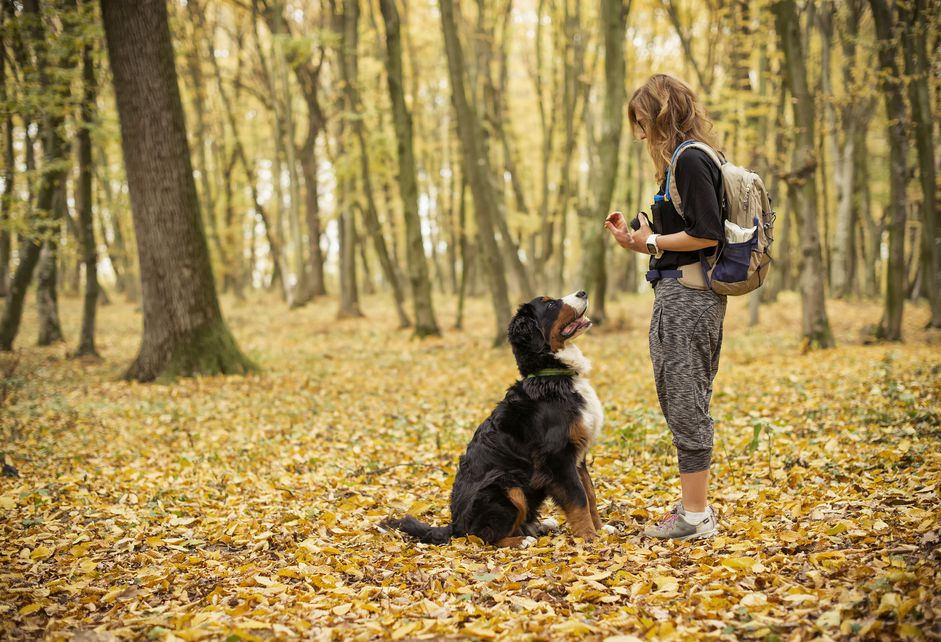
1, 288, 939, 640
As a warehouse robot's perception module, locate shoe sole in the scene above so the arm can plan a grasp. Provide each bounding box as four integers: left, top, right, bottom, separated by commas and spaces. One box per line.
672, 525, 718, 541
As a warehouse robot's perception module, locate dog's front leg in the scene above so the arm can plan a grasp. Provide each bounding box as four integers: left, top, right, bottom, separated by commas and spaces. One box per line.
578, 461, 603, 530
548, 462, 597, 541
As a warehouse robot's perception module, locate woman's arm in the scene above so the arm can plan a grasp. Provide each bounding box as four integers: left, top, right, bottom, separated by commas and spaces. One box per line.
604, 213, 717, 254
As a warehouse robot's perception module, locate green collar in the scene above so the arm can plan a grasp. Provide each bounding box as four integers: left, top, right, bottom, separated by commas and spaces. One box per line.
526, 368, 577, 379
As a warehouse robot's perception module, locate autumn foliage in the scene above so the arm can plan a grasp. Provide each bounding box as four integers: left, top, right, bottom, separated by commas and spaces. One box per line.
1, 294, 939, 640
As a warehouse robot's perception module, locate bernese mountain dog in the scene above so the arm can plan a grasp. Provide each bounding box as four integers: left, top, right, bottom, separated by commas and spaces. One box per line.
384, 290, 604, 546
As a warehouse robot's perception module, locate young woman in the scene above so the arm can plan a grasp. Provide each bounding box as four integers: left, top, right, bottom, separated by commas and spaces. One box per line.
603, 74, 726, 540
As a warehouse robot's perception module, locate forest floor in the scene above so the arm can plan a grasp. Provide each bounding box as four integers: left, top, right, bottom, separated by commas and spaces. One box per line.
1, 289, 939, 641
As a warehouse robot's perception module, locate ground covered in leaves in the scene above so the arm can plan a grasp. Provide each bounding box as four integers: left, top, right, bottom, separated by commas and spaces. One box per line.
1, 290, 939, 641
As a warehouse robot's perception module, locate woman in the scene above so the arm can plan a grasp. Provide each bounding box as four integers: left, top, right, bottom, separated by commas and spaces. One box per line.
604, 74, 726, 541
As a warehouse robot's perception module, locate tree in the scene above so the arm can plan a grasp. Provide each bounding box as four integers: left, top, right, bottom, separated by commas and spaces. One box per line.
74, 30, 99, 358
439, 0, 511, 343
336, 0, 410, 328
0, 0, 12, 298
100, 0, 255, 381
868, 0, 908, 340
772, 0, 834, 348
379, 0, 440, 337
578, 0, 627, 325
0, 0, 73, 351
900, 0, 940, 327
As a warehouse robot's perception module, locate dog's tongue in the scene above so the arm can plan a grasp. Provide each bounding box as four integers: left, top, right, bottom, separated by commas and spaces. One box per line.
564, 316, 589, 334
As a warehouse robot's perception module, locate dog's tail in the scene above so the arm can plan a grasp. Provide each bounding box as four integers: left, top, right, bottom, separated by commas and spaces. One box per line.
383, 515, 453, 544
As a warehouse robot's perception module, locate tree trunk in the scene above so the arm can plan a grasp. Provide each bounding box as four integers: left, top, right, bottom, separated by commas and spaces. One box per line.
337, 0, 410, 327
380, 0, 440, 337
75, 40, 99, 357
271, 3, 309, 307
439, 0, 511, 343
0, 0, 72, 351
100, 0, 255, 381
0, 1, 11, 298
868, 0, 908, 341
36, 233, 64, 345
901, 0, 940, 327
208, 11, 286, 297
773, 0, 835, 348
578, 0, 627, 325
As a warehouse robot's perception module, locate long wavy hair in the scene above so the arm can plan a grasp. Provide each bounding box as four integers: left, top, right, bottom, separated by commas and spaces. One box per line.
627, 74, 720, 182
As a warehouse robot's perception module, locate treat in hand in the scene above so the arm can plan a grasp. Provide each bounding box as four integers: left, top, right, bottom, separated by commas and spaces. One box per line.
630, 212, 650, 231
605, 211, 623, 225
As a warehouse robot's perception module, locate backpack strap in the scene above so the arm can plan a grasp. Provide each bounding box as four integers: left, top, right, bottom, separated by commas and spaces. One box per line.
664, 140, 724, 221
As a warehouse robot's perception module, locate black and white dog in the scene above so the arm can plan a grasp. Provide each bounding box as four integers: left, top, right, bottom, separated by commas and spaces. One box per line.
385, 291, 604, 546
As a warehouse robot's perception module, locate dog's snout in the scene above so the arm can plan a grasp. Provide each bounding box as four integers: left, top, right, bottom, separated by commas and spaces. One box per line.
576, 290, 587, 299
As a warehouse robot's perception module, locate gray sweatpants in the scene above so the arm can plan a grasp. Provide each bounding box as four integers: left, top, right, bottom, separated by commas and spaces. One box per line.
648, 278, 727, 474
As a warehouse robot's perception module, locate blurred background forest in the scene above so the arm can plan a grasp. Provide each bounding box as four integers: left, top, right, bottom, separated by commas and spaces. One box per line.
0, 0, 938, 379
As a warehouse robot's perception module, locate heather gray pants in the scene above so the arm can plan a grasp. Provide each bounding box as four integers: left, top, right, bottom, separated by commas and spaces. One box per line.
648, 278, 727, 474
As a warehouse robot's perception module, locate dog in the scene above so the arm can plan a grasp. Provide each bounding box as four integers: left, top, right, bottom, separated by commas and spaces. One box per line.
384, 290, 604, 546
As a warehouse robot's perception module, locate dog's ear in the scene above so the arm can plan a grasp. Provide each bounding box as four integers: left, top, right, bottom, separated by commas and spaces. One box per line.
507, 303, 545, 352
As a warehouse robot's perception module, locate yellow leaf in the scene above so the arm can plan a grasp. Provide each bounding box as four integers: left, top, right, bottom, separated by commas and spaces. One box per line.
332, 603, 352, 616
721, 556, 757, 571
30, 546, 53, 561
652, 575, 678, 592
740, 592, 767, 607
0, 495, 15, 510
553, 620, 595, 635
391, 621, 422, 640
19, 603, 44, 616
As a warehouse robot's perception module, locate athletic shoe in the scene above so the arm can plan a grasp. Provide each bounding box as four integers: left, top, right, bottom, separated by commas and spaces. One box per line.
643, 501, 718, 541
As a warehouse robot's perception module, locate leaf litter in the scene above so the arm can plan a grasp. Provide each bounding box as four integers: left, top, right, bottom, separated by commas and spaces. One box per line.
1, 292, 939, 641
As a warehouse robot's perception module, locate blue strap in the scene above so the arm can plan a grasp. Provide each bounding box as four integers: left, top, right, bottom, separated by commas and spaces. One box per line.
663, 139, 700, 202
646, 269, 683, 283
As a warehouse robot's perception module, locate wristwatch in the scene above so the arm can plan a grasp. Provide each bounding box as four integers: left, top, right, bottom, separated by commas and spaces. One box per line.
646, 233, 664, 258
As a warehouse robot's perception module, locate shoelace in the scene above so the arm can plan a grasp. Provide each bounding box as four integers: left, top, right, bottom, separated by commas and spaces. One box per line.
655, 510, 679, 527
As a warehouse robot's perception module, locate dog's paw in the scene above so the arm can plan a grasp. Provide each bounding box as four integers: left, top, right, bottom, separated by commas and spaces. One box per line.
602, 524, 617, 535
520, 536, 538, 548
541, 517, 560, 532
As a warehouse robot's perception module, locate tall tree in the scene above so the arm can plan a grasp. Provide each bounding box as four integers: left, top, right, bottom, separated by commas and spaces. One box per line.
336, 0, 410, 327
900, 0, 940, 327
772, 0, 834, 348
100, 0, 255, 381
36, 187, 65, 345
0, 0, 11, 298
439, 0, 511, 343
578, 0, 627, 324
379, 0, 440, 337
75, 29, 99, 358
868, 0, 908, 340
0, 0, 73, 351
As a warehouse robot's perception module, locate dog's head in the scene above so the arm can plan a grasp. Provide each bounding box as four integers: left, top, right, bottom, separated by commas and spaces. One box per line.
507, 291, 592, 375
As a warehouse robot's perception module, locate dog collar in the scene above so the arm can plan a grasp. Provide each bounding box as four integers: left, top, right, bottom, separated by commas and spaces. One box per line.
526, 368, 577, 378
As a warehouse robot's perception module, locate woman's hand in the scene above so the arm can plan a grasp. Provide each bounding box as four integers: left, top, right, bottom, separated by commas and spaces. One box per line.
604, 211, 649, 254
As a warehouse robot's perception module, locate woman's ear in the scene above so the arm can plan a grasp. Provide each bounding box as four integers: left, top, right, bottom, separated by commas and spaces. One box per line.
507, 304, 545, 352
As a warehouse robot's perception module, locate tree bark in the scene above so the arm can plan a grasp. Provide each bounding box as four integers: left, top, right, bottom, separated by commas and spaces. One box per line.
0, 1, 11, 298
380, 0, 440, 337
100, 0, 255, 381
439, 0, 511, 343
336, 0, 410, 327
75, 39, 99, 357
901, 0, 940, 326
773, 0, 835, 348
868, 0, 908, 340
36, 234, 64, 345
0, 0, 72, 351
578, 0, 627, 325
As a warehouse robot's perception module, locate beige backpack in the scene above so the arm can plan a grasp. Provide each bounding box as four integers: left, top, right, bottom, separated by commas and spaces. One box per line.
664, 140, 775, 296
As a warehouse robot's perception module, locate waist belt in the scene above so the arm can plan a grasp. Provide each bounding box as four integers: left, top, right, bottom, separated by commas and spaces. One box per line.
646, 269, 683, 283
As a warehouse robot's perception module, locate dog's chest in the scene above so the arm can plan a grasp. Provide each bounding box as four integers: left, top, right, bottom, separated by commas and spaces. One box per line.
573, 376, 604, 445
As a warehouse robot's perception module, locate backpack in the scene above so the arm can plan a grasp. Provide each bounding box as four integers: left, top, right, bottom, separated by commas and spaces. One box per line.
664, 140, 775, 296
